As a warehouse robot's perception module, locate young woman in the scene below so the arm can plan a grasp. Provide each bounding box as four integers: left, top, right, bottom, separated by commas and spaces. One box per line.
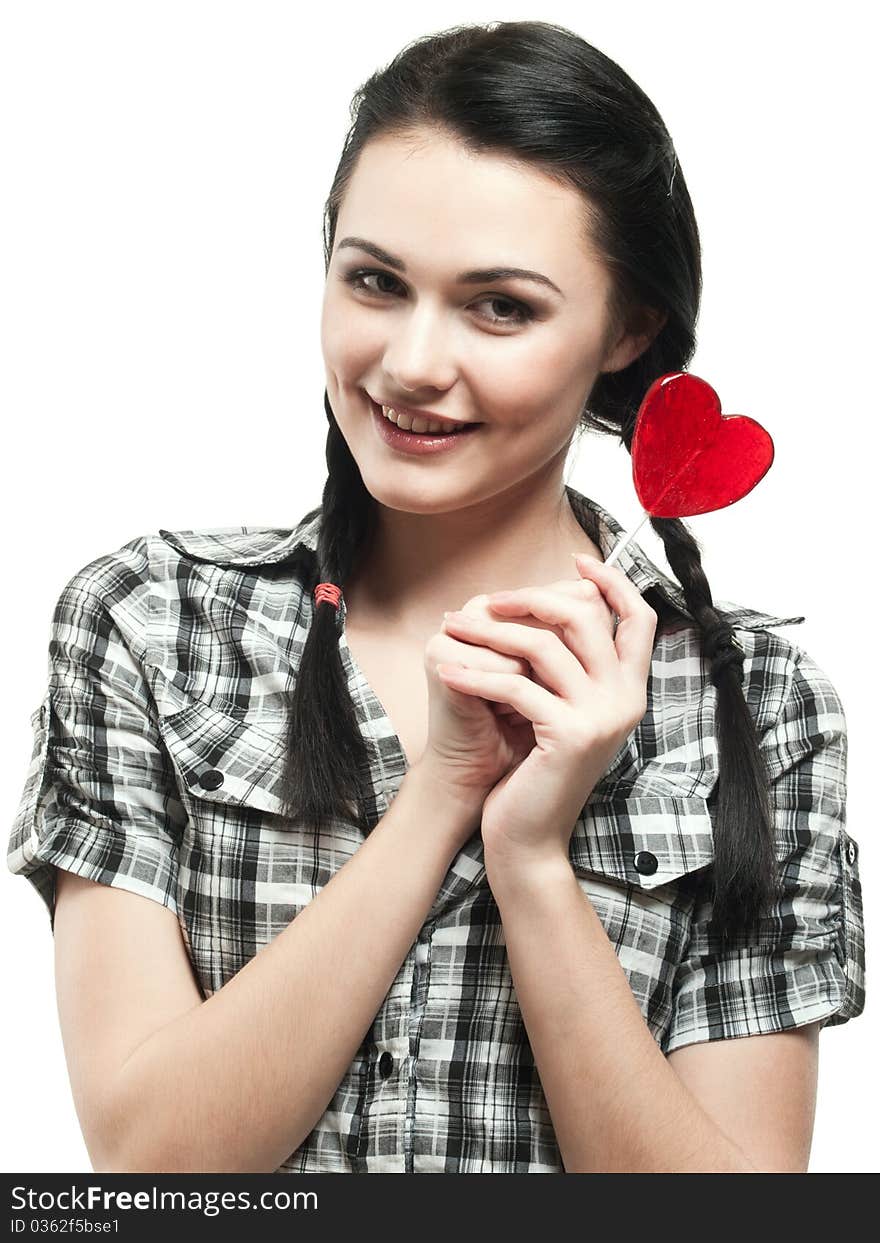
9, 21, 864, 1174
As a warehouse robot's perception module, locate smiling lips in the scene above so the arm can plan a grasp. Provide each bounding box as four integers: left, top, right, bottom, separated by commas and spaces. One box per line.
372, 396, 479, 435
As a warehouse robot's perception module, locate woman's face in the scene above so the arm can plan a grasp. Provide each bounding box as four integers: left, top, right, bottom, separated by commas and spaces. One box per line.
321, 127, 650, 515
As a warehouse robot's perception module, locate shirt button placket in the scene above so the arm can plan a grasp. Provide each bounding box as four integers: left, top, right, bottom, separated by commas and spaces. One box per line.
404, 930, 432, 1173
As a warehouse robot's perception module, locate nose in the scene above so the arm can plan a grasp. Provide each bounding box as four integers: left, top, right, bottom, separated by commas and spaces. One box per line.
382, 299, 456, 395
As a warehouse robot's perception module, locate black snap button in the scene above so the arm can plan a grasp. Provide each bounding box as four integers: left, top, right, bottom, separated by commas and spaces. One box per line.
198, 768, 225, 790
633, 850, 658, 876
378, 1051, 393, 1079
846, 840, 857, 866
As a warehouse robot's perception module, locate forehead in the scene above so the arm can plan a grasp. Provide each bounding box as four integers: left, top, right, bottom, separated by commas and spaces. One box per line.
335, 129, 603, 278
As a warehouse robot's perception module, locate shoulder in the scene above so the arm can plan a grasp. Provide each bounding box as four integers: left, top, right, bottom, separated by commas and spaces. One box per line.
653, 609, 842, 743
748, 637, 847, 782
51, 513, 323, 633
42, 526, 319, 723
50, 534, 156, 662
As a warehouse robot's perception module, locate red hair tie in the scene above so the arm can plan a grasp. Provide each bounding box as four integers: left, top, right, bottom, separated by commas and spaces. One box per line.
314, 582, 343, 610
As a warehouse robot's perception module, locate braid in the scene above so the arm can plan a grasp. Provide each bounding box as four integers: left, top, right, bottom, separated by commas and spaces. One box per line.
278, 393, 376, 838
648, 512, 780, 942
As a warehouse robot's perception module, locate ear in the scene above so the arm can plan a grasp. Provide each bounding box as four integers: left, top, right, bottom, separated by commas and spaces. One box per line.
600, 305, 669, 375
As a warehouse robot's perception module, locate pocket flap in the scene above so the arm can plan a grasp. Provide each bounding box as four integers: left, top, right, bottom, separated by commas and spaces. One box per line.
569, 792, 715, 890
157, 697, 289, 819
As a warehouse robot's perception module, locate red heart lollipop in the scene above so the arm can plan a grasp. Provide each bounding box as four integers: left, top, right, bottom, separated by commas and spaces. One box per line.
631, 372, 774, 518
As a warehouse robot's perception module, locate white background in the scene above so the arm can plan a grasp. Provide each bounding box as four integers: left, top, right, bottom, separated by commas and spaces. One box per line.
1, 0, 875, 1173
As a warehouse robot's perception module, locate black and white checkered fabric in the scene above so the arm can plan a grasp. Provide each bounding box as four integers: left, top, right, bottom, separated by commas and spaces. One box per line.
7, 486, 865, 1172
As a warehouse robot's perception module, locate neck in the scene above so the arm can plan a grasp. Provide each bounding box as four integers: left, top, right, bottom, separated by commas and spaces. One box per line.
341, 479, 603, 639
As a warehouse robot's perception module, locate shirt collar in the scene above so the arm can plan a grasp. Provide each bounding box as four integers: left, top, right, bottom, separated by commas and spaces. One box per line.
158, 508, 322, 569
158, 485, 803, 631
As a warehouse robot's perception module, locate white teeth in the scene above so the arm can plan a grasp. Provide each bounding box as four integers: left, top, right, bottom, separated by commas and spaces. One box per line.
381, 404, 462, 435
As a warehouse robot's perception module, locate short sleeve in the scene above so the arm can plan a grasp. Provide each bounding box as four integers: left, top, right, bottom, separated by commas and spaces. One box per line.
6, 547, 187, 932
662, 647, 865, 1054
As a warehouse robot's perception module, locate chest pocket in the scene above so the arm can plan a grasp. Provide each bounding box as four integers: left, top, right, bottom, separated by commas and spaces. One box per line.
568, 789, 716, 892
565, 720, 717, 893
156, 695, 291, 822
155, 695, 360, 998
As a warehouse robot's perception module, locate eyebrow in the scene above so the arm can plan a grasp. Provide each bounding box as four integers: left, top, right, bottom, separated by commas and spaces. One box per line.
336, 236, 564, 297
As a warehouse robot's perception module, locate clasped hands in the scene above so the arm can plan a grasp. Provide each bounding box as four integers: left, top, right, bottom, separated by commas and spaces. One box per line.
438, 553, 658, 874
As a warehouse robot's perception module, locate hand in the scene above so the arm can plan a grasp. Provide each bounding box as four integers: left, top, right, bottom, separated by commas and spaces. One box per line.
437, 554, 658, 871
419, 595, 537, 806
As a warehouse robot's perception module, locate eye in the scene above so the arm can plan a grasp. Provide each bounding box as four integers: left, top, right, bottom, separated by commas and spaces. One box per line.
474, 295, 534, 327
339, 267, 535, 328
343, 268, 402, 298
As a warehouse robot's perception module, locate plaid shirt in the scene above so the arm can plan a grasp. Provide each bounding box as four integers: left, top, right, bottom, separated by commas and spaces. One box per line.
8, 485, 865, 1173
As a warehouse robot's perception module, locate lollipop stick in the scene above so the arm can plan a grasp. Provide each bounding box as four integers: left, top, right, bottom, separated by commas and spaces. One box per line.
604, 509, 651, 566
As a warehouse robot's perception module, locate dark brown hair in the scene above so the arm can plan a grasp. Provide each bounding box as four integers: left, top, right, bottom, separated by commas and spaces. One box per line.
279, 20, 779, 943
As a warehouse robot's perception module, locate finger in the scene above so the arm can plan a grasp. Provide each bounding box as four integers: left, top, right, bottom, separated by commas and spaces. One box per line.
534, 578, 618, 638
442, 611, 586, 701
436, 664, 556, 724
573, 554, 657, 682
482, 582, 619, 683
434, 630, 531, 680
492, 701, 530, 728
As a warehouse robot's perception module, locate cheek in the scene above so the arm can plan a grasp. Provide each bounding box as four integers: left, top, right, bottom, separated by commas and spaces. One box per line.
320, 293, 379, 377
464, 332, 601, 429
532, 330, 604, 397
467, 365, 574, 433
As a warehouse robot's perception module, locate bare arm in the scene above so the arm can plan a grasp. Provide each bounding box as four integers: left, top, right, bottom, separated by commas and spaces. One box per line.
104, 765, 479, 1173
